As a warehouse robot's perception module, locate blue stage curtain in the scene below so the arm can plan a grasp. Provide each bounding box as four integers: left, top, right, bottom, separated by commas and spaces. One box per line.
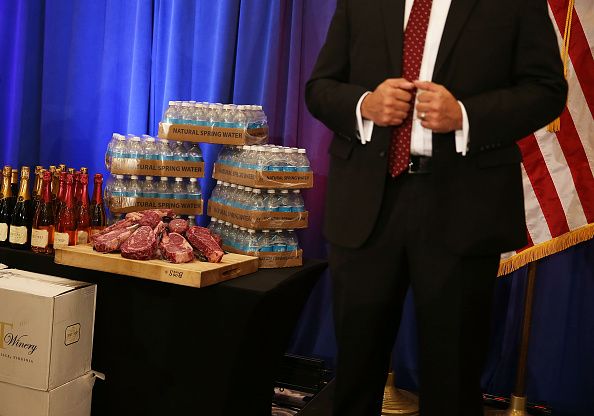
0, 0, 45, 167
1, 1, 593, 414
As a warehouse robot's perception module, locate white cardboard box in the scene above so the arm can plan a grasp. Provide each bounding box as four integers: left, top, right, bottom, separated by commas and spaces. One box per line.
0, 269, 96, 391
0, 371, 97, 416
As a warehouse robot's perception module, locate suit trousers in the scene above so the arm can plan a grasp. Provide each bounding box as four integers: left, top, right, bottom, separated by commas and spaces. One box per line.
329, 172, 500, 416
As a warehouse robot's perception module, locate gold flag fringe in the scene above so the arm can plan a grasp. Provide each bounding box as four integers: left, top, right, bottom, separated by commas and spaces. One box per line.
498, 223, 594, 277
547, 0, 574, 133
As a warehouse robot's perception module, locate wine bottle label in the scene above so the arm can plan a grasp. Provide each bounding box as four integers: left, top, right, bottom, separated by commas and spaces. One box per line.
31, 228, 49, 248
77, 230, 88, 245
54, 232, 71, 248
9, 226, 28, 244
0, 223, 7, 242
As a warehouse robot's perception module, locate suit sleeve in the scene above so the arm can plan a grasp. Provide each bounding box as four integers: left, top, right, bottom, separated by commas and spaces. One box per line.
305, 0, 369, 142
461, 0, 568, 153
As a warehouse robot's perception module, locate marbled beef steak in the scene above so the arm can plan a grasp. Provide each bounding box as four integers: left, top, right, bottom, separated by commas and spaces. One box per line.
168, 218, 189, 235
159, 231, 194, 263
92, 224, 139, 253
120, 225, 158, 260
186, 226, 224, 263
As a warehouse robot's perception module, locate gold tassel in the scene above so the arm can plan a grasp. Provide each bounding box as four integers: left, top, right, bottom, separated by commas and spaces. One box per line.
498, 223, 594, 277
547, 0, 574, 133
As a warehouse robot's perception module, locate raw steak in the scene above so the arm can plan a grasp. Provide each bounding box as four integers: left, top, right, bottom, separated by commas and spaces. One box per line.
138, 211, 162, 228
126, 209, 175, 223
90, 218, 135, 242
186, 226, 224, 263
159, 231, 194, 264
120, 226, 158, 260
168, 219, 189, 234
93, 224, 138, 253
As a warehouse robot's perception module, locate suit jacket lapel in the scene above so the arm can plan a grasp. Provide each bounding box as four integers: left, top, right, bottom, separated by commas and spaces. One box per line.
380, 0, 405, 76
433, 0, 479, 79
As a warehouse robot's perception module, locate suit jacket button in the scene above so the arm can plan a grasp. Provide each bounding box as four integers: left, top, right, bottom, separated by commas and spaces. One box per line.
379, 151, 386, 157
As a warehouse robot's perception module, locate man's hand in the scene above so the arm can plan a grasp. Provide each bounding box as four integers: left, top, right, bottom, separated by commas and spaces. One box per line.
414, 81, 463, 133
361, 78, 415, 126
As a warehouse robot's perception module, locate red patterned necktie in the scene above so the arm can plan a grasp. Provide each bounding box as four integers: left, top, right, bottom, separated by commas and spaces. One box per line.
388, 0, 433, 177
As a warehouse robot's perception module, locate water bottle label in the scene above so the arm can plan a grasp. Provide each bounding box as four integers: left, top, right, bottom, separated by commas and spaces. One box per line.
268, 166, 283, 172
188, 156, 203, 162
172, 194, 187, 199
259, 245, 273, 252
283, 166, 298, 172
292, 206, 305, 212
158, 193, 173, 199
273, 245, 287, 252
278, 207, 292, 213
143, 192, 158, 198
286, 245, 298, 251
296, 166, 310, 172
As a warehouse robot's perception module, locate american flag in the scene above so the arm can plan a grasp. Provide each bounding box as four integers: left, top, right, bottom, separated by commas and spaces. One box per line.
499, 0, 594, 275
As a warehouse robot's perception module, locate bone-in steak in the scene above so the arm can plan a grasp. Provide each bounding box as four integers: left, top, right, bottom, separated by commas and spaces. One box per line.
93, 224, 138, 253
120, 225, 158, 260
186, 226, 224, 263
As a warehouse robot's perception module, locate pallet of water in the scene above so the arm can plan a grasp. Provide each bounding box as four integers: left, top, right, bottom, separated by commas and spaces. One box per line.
213, 145, 313, 189
106, 175, 203, 216
105, 134, 205, 178
209, 220, 303, 268
207, 182, 307, 230
158, 101, 268, 145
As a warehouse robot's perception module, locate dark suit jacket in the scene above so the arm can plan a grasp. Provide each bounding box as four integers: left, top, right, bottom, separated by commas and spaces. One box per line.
306, 0, 567, 254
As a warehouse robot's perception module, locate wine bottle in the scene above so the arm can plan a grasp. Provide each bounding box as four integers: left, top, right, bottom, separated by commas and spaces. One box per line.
0, 165, 15, 246
31, 170, 55, 254
58, 164, 67, 172
10, 168, 18, 197
54, 173, 76, 248
9, 166, 32, 249
32, 166, 43, 219
90, 173, 106, 236
49, 165, 58, 200
55, 171, 68, 221
76, 173, 90, 244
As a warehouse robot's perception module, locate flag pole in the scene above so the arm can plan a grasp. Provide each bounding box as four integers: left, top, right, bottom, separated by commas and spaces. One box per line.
490, 260, 538, 416
381, 366, 419, 415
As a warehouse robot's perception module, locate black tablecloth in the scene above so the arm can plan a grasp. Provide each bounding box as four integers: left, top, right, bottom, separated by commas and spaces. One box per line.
0, 247, 327, 416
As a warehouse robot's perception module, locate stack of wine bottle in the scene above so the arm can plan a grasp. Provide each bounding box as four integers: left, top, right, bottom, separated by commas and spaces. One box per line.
0, 164, 107, 254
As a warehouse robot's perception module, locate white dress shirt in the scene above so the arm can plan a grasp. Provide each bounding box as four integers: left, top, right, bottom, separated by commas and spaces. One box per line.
356, 0, 469, 156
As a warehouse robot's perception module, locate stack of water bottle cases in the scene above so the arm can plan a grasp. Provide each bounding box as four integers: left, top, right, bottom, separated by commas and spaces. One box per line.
104, 100, 312, 268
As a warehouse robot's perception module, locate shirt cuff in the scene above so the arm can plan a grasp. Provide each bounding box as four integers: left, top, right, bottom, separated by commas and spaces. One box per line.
356, 92, 374, 144
455, 101, 470, 156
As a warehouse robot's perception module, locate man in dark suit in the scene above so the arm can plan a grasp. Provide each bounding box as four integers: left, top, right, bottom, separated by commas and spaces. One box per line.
305, 0, 567, 415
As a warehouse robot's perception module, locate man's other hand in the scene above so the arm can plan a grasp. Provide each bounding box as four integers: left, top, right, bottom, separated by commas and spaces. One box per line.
361, 78, 415, 126
414, 81, 463, 133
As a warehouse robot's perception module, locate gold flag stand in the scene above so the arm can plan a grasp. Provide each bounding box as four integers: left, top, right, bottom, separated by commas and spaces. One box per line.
489, 261, 538, 416
381, 371, 419, 415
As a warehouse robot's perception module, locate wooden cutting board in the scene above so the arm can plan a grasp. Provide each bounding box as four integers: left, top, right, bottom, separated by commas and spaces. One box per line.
54, 244, 259, 288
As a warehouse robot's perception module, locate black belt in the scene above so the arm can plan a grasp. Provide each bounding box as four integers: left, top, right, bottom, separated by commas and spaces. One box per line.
408, 155, 432, 174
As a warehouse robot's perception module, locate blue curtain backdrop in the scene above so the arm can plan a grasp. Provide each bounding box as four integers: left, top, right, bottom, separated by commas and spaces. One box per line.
1, 1, 593, 414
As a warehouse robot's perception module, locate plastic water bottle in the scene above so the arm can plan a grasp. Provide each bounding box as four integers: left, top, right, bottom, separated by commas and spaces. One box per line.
105, 133, 122, 169
296, 149, 311, 172
142, 176, 158, 198
236, 185, 245, 208
157, 177, 173, 199
238, 227, 248, 251
211, 180, 222, 203
221, 104, 234, 128
258, 230, 273, 252
172, 177, 187, 199
126, 136, 143, 160
158, 139, 174, 161
220, 182, 231, 205
283, 148, 297, 172
209, 103, 223, 127
142, 136, 159, 160
164, 100, 177, 123
231, 224, 240, 248
111, 175, 126, 197
236, 105, 247, 129
290, 189, 305, 212
188, 143, 203, 162
251, 188, 265, 211
192, 103, 207, 126
187, 215, 197, 227
268, 148, 283, 171
186, 177, 201, 200
264, 190, 279, 212
278, 190, 292, 212
126, 175, 142, 197
111, 134, 128, 160
228, 183, 238, 208
246, 229, 259, 254
284, 229, 299, 252
172, 141, 188, 161
272, 230, 287, 252
208, 217, 218, 235
179, 102, 193, 124
241, 187, 252, 210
